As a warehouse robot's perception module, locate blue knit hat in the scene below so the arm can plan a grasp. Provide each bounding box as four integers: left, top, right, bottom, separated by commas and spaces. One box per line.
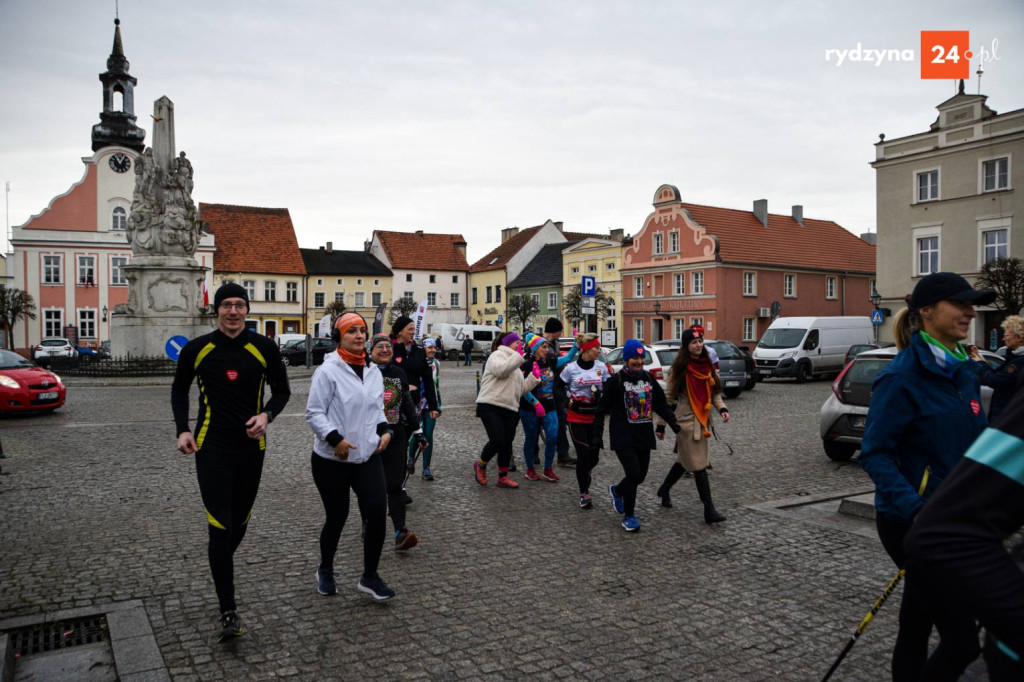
622, 339, 645, 361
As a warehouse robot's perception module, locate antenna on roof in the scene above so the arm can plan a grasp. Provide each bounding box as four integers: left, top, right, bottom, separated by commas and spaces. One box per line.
115, 0, 119, 20
976, 62, 984, 95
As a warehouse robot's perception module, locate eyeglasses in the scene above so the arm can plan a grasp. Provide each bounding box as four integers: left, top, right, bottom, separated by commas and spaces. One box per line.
373, 344, 392, 352
219, 303, 247, 311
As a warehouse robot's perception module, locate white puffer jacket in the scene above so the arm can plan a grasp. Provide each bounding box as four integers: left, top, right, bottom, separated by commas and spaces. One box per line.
305, 351, 386, 463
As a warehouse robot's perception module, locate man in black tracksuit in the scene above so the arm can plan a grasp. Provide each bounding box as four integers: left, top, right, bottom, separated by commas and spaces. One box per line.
542, 317, 576, 466
390, 315, 440, 417
171, 283, 290, 641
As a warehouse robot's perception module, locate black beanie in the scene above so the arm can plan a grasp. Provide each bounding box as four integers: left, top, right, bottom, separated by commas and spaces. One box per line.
391, 316, 414, 337
214, 282, 249, 311
544, 317, 563, 334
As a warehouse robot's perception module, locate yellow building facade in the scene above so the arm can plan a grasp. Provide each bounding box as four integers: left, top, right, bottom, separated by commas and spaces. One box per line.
467, 269, 507, 326
561, 238, 623, 344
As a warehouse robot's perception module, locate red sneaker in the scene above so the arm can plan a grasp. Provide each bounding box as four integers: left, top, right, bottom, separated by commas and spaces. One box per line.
525, 468, 541, 481
496, 475, 519, 489
473, 461, 488, 486
541, 467, 560, 482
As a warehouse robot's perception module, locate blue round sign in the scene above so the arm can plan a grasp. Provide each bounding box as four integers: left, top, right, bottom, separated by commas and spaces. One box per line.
166, 335, 190, 361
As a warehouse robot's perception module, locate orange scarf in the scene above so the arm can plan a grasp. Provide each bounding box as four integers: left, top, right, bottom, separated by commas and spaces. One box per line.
685, 356, 714, 438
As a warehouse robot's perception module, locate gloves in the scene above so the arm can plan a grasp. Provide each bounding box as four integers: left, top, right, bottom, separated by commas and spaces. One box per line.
534, 403, 546, 418
655, 424, 666, 436
515, 341, 524, 356
532, 362, 542, 379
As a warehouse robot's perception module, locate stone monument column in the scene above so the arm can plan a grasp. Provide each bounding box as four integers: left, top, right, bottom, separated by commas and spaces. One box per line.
110, 96, 214, 357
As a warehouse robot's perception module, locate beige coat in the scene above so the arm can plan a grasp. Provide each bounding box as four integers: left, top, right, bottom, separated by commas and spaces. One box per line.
659, 371, 726, 471
475, 344, 540, 412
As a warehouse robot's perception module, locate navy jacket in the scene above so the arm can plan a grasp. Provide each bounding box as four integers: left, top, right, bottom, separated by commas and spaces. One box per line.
859, 331, 988, 521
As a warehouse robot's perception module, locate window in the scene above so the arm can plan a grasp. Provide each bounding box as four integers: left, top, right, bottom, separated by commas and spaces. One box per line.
691, 316, 703, 328
316, 278, 323, 286
606, 262, 615, 271
356, 278, 363, 286
673, 318, 686, 338
335, 291, 345, 304
588, 265, 597, 272
374, 279, 380, 286
354, 292, 365, 307
43, 255, 62, 284
691, 271, 704, 295
495, 286, 501, 303
982, 157, 1009, 192
78, 309, 96, 339
742, 272, 756, 296
783, 273, 796, 297
634, 277, 643, 298
917, 236, 939, 275
531, 293, 540, 306
243, 280, 256, 300
427, 292, 436, 307
429, 274, 436, 284
78, 256, 96, 285
634, 319, 644, 340
372, 292, 382, 306
826, 276, 837, 299
44, 310, 63, 337
337, 278, 343, 285
743, 317, 756, 342
452, 275, 459, 283
111, 206, 127, 230
916, 169, 939, 202
669, 231, 679, 252
406, 273, 413, 282
571, 267, 580, 275
486, 286, 492, 303
403, 291, 414, 300
265, 281, 277, 301
450, 292, 460, 307
548, 292, 558, 309
653, 233, 663, 254
286, 282, 298, 302
673, 274, 684, 296
472, 288, 478, 304
982, 229, 1008, 264
111, 256, 127, 285
314, 292, 325, 308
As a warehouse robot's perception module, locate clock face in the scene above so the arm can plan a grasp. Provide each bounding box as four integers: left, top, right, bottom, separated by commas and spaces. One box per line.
109, 153, 131, 173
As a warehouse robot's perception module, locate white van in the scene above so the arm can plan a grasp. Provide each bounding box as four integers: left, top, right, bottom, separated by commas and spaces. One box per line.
433, 324, 504, 361
753, 316, 874, 382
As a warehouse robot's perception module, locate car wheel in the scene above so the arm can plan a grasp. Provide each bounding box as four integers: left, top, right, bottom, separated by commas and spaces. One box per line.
723, 387, 742, 399
795, 362, 812, 383
823, 440, 857, 462
281, 355, 292, 366
744, 376, 757, 390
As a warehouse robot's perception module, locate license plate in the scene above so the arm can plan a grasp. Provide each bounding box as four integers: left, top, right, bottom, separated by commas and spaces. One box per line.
758, 369, 772, 375
39, 391, 58, 400
725, 381, 740, 387
851, 416, 866, 429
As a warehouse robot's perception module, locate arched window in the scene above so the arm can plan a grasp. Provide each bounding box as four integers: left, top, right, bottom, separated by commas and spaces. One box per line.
112, 206, 127, 230
112, 88, 124, 113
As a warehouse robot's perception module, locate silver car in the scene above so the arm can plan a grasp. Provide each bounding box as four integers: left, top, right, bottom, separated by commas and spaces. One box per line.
819, 347, 1000, 461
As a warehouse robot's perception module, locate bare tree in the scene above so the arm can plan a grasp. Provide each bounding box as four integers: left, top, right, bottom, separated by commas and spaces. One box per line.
507, 294, 540, 333
0, 287, 37, 349
324, 299, 347, 318
388, 296, 418, 324
562, 284, 610, 332
975, 257, 1024, 317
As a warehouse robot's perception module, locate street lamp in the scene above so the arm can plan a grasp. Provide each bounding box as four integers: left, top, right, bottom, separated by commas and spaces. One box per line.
652, 301, 670, 320
102, 305, 108, 322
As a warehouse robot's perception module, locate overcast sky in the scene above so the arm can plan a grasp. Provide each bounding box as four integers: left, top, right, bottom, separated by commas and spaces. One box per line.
2, 1, 1022, 262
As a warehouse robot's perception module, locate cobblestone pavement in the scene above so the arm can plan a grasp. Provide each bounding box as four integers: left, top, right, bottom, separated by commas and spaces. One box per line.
0, 361, 988, 680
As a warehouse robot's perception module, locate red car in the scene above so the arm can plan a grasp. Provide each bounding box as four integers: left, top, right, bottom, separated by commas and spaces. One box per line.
0, 349, 67, 413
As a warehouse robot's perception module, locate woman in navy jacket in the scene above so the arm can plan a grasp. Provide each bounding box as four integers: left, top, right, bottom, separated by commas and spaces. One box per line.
859, 272, 994, 681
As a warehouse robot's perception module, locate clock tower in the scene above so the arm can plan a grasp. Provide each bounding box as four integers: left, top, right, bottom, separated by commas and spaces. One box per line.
91, 18, 145, 153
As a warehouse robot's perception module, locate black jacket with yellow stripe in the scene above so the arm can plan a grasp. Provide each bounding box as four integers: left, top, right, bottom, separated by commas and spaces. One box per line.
171, 328, 291, 452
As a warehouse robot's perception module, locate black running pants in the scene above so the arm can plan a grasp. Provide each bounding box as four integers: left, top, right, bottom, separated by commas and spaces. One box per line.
477, 404, 519, 469
381, 425, 408, 532
614, 446, 651, 517
311, 452, 387, 578
568, 421, 600, 494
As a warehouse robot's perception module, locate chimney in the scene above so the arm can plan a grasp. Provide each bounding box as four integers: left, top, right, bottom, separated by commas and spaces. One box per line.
326, 241, 333, 253
791, 205, 803, 226
501, 227, 520, 243
415, 230, 424, 235
554, 221, 564, 233
753, 199, 768, 227
364, 239, 371, 252
609, 228, 624, 242
860, 232, 877, 245
454, 240, 467, 257
319, 245, 324, 251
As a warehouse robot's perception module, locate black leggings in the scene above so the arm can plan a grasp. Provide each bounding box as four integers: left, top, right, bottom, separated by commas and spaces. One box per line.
876, 515, 980, 681
311, 452, 387, 577
477, 405, 519, 469
381, 425, 408, 532
614, 447, 651, 516
568, 420, 600, 494
195, 447, 265, 613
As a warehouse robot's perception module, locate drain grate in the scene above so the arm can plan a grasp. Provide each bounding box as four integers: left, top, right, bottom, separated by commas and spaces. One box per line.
7, 615, 109, 656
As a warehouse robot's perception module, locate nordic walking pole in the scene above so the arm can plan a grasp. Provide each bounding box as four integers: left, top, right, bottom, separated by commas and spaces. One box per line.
404, 441, 427, 488
821, 569, 905, 682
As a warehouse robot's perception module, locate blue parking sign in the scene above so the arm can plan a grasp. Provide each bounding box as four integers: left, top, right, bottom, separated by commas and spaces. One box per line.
581, 276, 596, 297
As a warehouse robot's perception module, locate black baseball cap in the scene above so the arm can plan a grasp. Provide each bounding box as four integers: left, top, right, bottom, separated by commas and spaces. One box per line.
909, 272, 996, 309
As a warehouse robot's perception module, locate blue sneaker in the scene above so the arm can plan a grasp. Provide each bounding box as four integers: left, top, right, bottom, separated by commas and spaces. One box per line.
357, 572, 396, 601
316, 565, 337, 596
608, 484, 624, 514
621, 515, 640, 532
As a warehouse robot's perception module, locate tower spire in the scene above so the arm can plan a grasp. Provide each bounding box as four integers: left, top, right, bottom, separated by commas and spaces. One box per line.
91, 17, 145, 152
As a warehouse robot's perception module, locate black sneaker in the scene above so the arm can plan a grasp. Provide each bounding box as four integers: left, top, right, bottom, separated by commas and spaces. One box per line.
403, 489, 413, 505
557, 456, 577, 467
316, 565, 337, 596
217, 610, 244, 642
357, 572, 396, 601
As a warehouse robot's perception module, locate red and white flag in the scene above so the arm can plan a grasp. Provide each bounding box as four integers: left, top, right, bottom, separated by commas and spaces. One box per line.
202, 279, 210, 307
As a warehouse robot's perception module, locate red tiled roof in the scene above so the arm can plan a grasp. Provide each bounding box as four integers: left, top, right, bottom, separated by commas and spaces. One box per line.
469, 226, 542, 273
200, 203, 306, 275
682, 202, 875, 272
374, 230, 470, 271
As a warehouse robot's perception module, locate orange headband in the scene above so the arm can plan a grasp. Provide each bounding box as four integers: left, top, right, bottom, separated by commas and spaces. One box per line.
580, 338, 601, 352
334, 312, 367, 337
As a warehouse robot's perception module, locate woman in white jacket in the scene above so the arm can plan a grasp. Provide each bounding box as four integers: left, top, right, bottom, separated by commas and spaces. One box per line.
305, 313, 395, 601
472, 332, 541, 489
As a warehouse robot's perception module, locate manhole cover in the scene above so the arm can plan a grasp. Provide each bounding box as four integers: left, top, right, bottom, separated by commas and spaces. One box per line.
7, 615, 109, 657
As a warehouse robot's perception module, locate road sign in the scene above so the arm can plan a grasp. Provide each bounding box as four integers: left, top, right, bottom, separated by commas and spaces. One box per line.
581, 295, 595, 315
166, 335, 189, 361
581, 276, 596, 297
871, 309, 884, 325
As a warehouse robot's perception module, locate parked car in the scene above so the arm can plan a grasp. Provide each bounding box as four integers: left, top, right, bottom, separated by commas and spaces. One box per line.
737, 346, 759, 390
280, 337, 336, 366
98, 341, 112, 359
275, 333, 307, 349
754, 316, 874, 382
819, 347, 1001, 461
843, 342, 895, 366
0, 349, 66, 413
33, 337, 77, 364
606, 344, 666, 387
75, 344, 99, 361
